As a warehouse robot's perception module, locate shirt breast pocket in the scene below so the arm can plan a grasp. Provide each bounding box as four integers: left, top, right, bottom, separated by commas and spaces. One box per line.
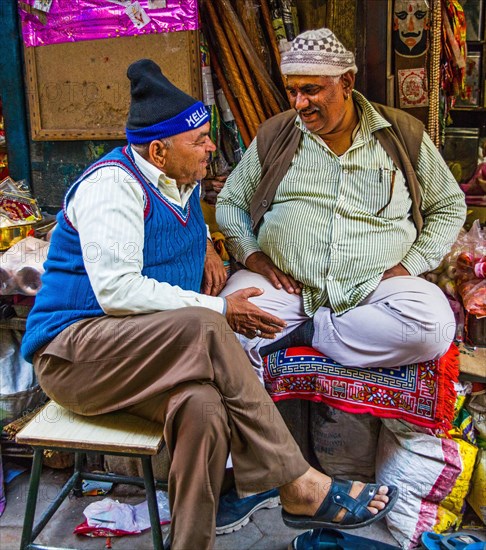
365, 168, 411, 220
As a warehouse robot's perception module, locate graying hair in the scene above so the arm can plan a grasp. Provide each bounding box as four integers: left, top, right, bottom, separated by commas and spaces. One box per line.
131, 138, 172, 159
327, 75, 342, 84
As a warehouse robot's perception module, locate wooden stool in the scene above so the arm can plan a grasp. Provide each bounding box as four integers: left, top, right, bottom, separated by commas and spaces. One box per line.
16, 401, 166, 550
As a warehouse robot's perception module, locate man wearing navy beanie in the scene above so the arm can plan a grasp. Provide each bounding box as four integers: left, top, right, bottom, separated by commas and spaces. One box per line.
22, 60, 396, 549
126, 59, 210, 141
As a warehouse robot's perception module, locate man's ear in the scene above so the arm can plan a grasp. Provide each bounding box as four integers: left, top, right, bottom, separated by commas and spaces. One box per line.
148, 140, 167, 169
341, 71, 355, 94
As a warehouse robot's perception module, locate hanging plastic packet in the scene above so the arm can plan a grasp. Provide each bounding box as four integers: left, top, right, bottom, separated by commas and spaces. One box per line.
125, 2, 151, 29
216, 89, 244, 167
33, 0, 54, 13
455, 221, 486, 319
200, 33, 229, 177
268, 0, 288, 51
279, 0, 298, 41
0, 177, 42, 251
0, 177, 42, 227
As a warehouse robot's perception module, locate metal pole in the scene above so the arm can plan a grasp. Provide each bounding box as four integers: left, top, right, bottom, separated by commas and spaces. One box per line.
142, 456, 164, 550
19, 449, 43, 550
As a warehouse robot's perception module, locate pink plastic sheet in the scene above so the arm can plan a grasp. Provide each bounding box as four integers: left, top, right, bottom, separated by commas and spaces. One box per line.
19, 1, 198, 48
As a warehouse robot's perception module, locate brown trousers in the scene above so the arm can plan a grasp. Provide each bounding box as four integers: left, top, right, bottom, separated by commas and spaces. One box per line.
34, 308, 308, 550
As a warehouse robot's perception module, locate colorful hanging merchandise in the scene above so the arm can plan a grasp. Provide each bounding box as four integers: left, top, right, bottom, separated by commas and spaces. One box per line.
199, 32, 245, 174
440, 0, 467, 122
200, 34, 229, 179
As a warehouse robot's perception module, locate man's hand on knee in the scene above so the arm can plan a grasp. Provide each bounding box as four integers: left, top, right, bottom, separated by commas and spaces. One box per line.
225, 287, 287, 339
245, 251, 302, 294
381, 263, 410, 280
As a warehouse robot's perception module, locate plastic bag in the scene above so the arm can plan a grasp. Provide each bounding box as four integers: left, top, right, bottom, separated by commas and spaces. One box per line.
74, 491, 171, 538
424, 227, 467, 300
0, 329, 47, 427
0, 237, 49, 295
0, 177, 42, 227
452, 220, 486, 317
376, 419, 477, 549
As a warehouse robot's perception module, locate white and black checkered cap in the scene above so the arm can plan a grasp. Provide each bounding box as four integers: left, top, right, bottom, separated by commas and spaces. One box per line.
281, 28, 357, 77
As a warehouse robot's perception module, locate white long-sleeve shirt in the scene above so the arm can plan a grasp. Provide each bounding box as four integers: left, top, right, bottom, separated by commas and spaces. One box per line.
66, 147, 225, 316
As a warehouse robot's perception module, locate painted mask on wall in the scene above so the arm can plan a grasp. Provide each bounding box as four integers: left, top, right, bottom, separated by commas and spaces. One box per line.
393, 0, 430, 56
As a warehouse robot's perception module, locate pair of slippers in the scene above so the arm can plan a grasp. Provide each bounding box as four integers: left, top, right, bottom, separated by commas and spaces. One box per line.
421, 532, 485, 550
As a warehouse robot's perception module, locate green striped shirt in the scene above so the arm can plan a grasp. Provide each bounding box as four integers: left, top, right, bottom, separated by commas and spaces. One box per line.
216, 91, 466, 316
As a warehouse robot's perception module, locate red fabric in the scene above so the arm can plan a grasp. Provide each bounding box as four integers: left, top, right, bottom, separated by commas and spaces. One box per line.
263, 344, 459, 432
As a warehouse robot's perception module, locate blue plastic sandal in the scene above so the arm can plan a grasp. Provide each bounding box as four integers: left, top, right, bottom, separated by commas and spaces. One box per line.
421, 531, 485, 550
288, 528, 401, 549
282, 478, 399, 530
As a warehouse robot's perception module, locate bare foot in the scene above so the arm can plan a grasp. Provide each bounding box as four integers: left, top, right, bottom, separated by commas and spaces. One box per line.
279, 467, 390, 522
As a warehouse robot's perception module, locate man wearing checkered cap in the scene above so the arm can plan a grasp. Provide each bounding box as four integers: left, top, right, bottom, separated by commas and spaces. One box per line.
217, 28, 466, 373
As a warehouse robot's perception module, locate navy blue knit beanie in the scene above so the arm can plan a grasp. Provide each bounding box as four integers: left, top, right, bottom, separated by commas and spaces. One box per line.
125, 59, 209, 144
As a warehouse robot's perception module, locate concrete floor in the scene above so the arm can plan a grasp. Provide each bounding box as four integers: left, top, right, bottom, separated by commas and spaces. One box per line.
1, 466, 485, 550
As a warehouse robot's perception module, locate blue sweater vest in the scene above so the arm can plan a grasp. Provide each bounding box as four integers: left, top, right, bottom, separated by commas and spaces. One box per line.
21, 146, 207, 362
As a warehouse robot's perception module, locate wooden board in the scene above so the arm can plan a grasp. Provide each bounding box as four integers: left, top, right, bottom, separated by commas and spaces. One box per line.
17, 401, 165, 455
24, 31, 201, 141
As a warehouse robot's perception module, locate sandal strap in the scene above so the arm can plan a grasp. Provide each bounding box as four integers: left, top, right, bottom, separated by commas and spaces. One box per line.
340, 483, 378, 525
313, 479, 353, 523
314, 479, 379, 526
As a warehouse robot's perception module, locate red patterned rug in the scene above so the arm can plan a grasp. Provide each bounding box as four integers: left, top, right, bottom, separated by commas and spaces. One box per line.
263, 344, 459, 432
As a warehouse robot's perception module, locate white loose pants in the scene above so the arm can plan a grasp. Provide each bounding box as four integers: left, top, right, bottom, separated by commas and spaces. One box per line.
220, 270, 455, 378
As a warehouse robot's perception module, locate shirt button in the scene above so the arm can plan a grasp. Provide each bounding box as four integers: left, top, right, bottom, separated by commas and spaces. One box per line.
331, 243, 338, 249
327, 275, 334, 281
335, 213, 342, 219
343, 169, 349, 174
